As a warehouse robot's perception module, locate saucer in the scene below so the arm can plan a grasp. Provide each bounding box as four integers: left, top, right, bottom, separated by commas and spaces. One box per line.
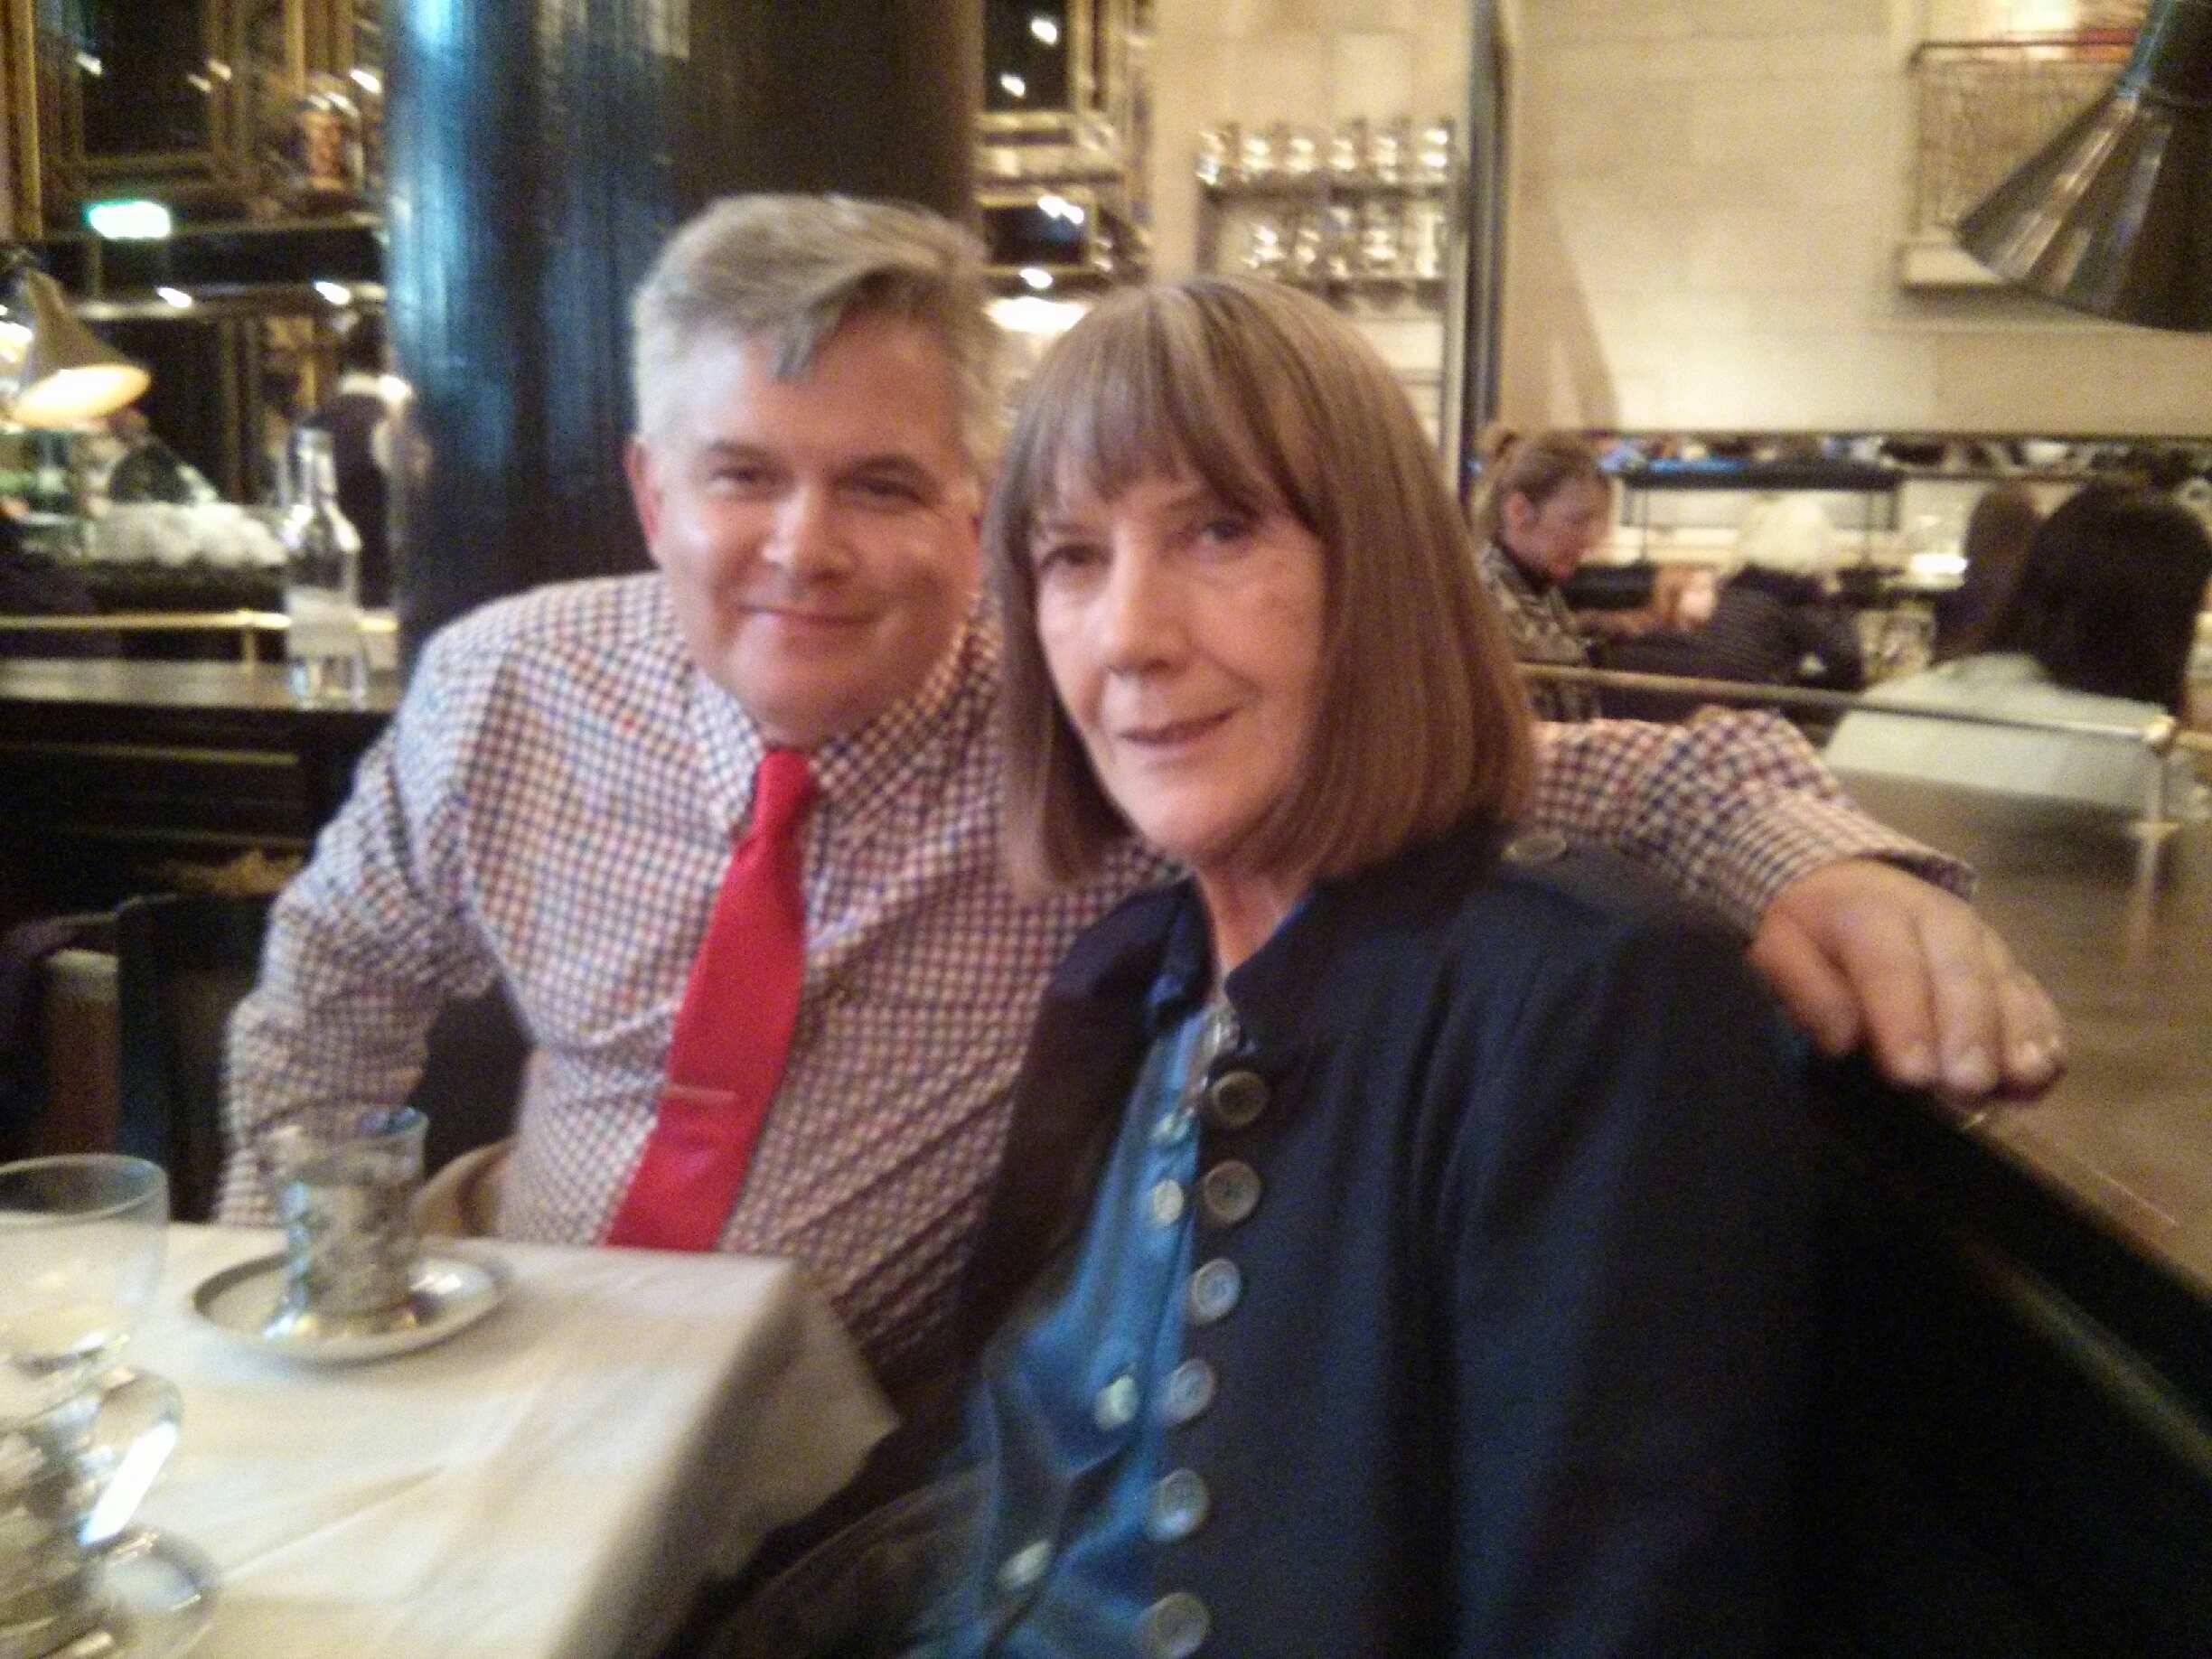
52, 1528, 214, 1659
190, 1251, 510, 1364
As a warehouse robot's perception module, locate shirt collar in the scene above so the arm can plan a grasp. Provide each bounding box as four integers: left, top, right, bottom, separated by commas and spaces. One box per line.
685, 597, 992, 843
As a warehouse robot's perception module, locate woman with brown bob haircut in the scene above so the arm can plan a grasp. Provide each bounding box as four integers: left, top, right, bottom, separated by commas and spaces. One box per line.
709, 279, 1815, 1658
991, 274, 1534, 895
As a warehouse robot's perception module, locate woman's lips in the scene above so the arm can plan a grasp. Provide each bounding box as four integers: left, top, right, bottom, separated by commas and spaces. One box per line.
1119, 710, 1231, 750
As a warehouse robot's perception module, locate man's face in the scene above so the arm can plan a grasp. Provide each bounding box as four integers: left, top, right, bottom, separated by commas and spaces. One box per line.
626, 315, 983, 748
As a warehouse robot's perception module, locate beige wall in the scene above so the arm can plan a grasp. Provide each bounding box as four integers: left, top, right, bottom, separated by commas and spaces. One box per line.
1496, 0, 2212, 435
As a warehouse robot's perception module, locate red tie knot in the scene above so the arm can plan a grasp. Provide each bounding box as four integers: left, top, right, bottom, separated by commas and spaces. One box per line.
751, 747, 816, 841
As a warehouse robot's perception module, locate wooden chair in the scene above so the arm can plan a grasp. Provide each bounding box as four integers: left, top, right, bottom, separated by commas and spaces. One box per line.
415, 1136, 513, 1238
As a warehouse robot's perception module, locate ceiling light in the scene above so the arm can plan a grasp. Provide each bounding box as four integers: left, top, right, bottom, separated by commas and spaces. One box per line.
85, 199, 173, 240
987, 295, 1086, 337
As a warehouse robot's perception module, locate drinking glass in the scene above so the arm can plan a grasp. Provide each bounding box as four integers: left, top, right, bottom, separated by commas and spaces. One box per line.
264, 1107, 426, 1336
0, 1158, 167, 1429
0, 1157, 177, 1659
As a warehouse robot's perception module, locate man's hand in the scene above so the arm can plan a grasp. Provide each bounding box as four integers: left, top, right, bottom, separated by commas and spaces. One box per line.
1749, 859, 2064, 1102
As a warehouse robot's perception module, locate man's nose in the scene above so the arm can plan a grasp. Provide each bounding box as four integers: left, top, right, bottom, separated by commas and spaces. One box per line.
763, 485, 851, 578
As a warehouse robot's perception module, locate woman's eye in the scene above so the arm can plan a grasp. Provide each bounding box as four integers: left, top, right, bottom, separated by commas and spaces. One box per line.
1198, 514, 1254, 547
1034, 541, 1099, 576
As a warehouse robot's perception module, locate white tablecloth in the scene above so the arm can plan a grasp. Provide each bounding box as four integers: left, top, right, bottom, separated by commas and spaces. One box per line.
132, 1225, 895, 1659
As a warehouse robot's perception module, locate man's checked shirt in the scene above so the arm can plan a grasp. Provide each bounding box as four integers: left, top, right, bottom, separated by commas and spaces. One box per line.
220, 575, 1958, 1374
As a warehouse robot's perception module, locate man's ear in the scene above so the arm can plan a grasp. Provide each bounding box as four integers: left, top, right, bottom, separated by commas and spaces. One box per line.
1499, 491, 1533, 541
624, 436, 665, 558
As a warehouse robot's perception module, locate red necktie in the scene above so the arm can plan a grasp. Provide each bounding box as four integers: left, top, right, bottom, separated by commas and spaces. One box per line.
605, 747, 815, 1250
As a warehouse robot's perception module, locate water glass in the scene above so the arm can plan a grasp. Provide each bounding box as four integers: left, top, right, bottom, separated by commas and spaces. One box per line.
265, 1108, 426, 1336
0, 1158, 166, 1429
0, 1157, 179, 1659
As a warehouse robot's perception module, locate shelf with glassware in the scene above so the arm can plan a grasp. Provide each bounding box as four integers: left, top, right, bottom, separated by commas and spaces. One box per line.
1193, 117, 1459, 446
1193, 117, 1460, 313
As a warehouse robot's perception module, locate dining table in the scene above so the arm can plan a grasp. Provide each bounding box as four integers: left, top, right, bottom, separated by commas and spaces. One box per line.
129, 1223, 896, 1659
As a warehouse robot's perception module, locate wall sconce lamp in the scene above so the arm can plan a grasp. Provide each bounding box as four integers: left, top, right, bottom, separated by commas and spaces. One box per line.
1, 251, 152, 427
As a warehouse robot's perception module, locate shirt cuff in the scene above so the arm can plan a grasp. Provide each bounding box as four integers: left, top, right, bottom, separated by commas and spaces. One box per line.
1720, 788, 1975, 933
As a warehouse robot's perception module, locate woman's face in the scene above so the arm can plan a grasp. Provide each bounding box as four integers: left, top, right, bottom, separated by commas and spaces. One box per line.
1502, 476, 1607, 583
1029, 467, 1327, 881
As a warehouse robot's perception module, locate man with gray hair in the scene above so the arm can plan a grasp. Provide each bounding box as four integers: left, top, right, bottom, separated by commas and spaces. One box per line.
220, 193, 2057, 1385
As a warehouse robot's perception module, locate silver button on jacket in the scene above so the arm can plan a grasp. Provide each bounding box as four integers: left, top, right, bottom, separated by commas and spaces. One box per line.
997, 1538, 1051, 1594
1146, 1468, 1212, 1543
1202, 1070, 1269, 1129
1162, 1358, 1216, 1425
1137, 1590, 1211, 1659
1199, 1160, 1261, 1226
1187, 1258, 1242, 1325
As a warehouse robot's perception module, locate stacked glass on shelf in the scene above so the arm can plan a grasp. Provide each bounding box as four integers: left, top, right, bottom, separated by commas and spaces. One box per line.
1195, 117, 1457, 286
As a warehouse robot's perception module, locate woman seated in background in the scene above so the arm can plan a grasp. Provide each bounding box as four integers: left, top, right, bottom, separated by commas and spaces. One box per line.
1469, 426, 1609, 721
1600, 493, 1865, 729
1934, 482, 2040, 661
1826, 483, 2212, 817
713, 277, 1814, 1658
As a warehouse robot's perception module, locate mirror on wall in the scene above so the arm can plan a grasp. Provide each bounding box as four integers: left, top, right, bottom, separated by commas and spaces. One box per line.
985, 0, 1073, 119
75, 0, 219, 167
980, 0, 1135, 141
978, 0, 1148, 289
14, 0, 373, 230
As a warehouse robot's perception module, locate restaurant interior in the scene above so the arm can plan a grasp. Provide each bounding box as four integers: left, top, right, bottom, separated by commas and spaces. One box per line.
1, 0, 2209, 1654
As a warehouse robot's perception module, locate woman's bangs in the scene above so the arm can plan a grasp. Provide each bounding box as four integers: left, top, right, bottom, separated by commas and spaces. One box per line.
1023, 301, 1289, 531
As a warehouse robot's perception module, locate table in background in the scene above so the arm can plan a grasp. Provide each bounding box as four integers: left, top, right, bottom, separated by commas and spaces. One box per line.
135, 1224, 894, 1659
0, 659, 396, 914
